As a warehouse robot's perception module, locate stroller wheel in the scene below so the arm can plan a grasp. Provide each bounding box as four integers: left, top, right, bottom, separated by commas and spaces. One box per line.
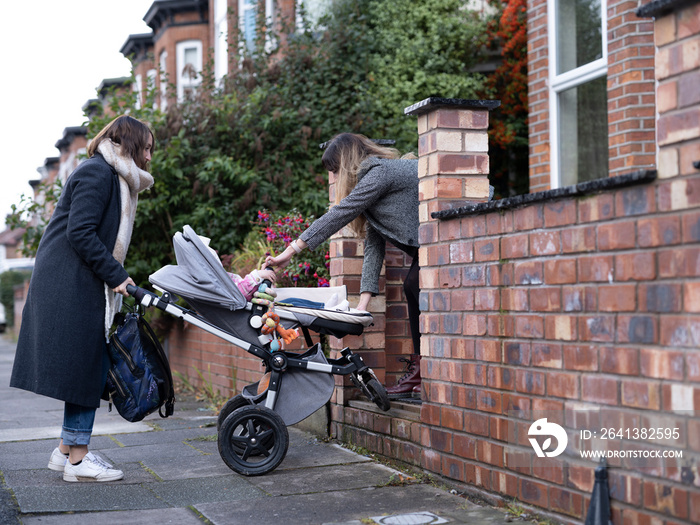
351, 369, 391, 412
218, 405, 289, 476
217, 394, 251, 431
365, 378, 391, 412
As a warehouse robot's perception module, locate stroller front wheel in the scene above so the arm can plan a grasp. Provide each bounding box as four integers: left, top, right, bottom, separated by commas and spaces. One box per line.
365, 378, 391, 412
351, 369, 391, 412
217, 394, 251, 431
218, 405, 289, 476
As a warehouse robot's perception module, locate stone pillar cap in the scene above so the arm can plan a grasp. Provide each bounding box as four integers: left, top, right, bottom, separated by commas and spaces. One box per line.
636, 0, 700, 17
404, 97, 501, 116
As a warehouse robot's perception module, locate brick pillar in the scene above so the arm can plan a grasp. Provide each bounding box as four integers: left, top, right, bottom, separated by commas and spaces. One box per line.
640, 0, 700, 181
404, 97, 500, 215
404, 96, 499, 401
607, 0, 656, 177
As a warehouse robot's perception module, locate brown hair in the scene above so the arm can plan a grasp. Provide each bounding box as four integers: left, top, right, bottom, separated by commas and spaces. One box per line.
87, 115, 154, 170
321, 133, 402, 236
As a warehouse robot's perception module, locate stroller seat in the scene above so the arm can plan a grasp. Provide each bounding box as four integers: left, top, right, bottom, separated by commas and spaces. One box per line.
149, 225, 373, 341
274, 286, 373, 338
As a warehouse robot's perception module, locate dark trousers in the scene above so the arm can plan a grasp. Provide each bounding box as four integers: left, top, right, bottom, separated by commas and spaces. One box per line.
404, 252, 421, 355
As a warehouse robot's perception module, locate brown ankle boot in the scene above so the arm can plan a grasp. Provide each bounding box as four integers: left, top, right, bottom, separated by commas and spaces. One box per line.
386, 355, 421, 399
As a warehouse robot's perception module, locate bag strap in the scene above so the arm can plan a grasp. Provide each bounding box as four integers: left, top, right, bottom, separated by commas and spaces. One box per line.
137, 315, 176, 418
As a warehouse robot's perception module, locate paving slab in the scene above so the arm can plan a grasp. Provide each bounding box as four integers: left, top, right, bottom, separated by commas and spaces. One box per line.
21, 507, 204, 525
142, 453, 234, 481
248, 461, 402, 497
196, 484, 510, 525
12, 482, 171, 513
146, 475, 264, 507
276, 437, 373, 470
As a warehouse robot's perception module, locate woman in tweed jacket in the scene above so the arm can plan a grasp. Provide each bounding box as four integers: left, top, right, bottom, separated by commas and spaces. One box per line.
265, 133, 422, 398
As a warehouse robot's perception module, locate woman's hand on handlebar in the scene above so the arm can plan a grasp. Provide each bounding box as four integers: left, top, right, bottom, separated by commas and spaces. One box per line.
113, 277, 136, 297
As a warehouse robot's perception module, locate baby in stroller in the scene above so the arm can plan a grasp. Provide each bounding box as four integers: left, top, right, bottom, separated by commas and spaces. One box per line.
228, 267, 350, 312
228, 268, 277, 300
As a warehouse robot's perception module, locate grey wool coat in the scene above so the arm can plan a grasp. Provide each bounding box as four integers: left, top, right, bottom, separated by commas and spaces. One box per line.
300, 157, 419, 294
11, 153, 129, 408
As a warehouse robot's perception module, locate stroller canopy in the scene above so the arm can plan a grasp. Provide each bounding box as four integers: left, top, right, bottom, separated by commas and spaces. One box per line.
149, 225, 247, 310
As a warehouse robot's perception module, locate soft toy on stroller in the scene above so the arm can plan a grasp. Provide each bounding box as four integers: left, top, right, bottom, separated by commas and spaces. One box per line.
127, 225, 390, 476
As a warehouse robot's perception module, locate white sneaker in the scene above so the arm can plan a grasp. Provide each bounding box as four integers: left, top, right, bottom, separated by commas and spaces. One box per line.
63, 452, 123, 482
48, 447, 69, 471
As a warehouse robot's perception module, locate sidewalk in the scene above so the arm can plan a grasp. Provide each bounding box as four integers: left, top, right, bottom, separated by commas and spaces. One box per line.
0, 335, 511, 525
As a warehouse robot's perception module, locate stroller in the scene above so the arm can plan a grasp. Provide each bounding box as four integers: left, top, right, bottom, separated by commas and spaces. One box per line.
126, 225, 390, 476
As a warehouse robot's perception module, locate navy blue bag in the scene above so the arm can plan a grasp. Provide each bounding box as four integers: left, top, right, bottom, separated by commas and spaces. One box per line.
106, 312, 175, 422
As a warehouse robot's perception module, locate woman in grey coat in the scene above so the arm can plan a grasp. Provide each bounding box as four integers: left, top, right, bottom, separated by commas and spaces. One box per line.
11, 116, 154, 482
265, 133, 422, 399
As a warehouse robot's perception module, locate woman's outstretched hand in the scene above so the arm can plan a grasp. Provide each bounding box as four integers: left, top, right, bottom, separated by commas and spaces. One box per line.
265, 251, 292, 270
265, 239, 307, 270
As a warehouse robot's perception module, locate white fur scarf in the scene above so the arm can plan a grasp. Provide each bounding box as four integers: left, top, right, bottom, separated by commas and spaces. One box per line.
97, 139, 154, 339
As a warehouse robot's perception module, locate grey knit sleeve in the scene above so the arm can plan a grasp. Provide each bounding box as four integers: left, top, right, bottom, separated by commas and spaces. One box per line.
360, 224, 385, 295
299, 166, 388, 250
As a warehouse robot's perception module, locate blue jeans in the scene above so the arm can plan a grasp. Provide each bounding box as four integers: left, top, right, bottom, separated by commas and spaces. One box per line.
61, 341, 110, 446
61, 403, 97, 446
284, 297, 325, 309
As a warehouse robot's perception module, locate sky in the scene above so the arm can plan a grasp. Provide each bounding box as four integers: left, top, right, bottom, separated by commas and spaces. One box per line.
0, 0, 155, 223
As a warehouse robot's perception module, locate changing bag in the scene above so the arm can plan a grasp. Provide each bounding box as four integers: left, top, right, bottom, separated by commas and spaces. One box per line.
106, 311, 175, 422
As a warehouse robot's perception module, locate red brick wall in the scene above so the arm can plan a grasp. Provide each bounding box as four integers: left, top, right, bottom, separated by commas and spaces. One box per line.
167, 319, 265, 395
414, 174, 699, 523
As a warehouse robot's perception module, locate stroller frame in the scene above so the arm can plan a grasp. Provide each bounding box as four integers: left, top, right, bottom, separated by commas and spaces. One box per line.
127, 283, 390, 476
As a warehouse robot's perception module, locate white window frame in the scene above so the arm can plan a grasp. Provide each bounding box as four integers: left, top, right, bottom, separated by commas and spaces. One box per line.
146, 68, 157, 109
296, 0, 329, 29
547, 0, 608, 188
214, 0, 229, 84
238, 0, 276, 54
176, 40, 203, 101
159, 50, 168, 111
133, 73, 143, 110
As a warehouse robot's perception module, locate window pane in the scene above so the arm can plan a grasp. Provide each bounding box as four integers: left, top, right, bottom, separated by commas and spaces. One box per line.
556, 0, 603, 74
244, 6, 256, 50
558, 75, 608, 185
184, 47, 197, 66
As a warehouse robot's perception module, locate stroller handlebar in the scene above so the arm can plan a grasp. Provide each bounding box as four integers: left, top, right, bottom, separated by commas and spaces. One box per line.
126, 284, 147, 302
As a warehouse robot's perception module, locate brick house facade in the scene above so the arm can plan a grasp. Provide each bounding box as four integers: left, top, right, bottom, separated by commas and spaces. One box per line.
527, 0, 656, 192
119, 0, 300, 110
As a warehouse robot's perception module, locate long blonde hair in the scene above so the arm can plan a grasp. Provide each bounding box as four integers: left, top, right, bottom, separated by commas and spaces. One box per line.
321, 133, 403, 236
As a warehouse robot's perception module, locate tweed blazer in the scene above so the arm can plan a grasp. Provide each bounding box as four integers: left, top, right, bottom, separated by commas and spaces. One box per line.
11, 154, 128, 407
300, 157, 419, 294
